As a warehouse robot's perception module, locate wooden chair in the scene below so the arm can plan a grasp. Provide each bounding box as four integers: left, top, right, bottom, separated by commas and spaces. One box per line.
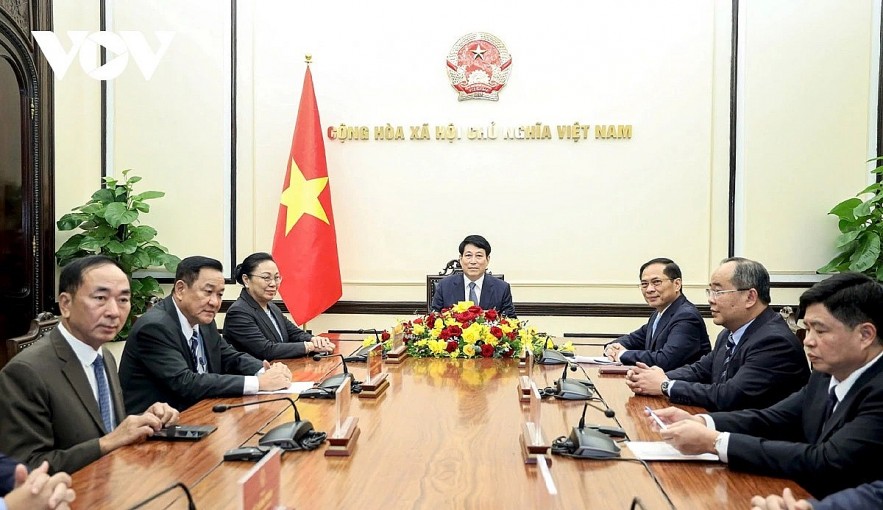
3, 312, 59, 368
425, 259, 504, 312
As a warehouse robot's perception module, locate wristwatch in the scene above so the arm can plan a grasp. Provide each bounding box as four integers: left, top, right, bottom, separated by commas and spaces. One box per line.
660, 380, 671, 397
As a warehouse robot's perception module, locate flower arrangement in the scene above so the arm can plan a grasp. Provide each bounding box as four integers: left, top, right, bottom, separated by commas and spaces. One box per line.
362, 301, 570, 359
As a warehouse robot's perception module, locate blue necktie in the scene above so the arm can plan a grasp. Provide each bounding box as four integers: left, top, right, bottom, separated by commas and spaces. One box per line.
651, 313, 662, 338
719, 334, 736, 382
190, 330, 205, 373
823, 386, 839, 422
468, 281, 478, 305
92, 354, 114, 432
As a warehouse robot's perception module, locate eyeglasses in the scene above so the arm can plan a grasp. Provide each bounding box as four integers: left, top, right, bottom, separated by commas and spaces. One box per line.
705, 288, 750, 298
639, 278, 671, 289
250, 273, 283, 284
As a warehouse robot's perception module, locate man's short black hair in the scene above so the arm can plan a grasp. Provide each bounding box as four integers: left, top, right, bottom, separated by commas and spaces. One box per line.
722, 257, 771, 305
799, 272, 883, 342
459, 235, 491, 256
639, 258, 682, 281
176, 256, 223, 286
59, 255, 127, 295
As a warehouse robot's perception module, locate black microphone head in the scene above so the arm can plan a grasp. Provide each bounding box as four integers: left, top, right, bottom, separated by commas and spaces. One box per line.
312, 354, 322, 361
212, 404, 228, 412
604, 409, 615, 418
569, 363, 578, 372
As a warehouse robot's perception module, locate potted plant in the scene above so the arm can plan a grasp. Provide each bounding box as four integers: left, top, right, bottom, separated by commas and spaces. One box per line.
818, 158, 883, 279
55, 169, 181, 338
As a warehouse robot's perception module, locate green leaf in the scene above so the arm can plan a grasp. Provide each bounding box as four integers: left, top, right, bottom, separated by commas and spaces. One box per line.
129, 278, 143, 294
134, 190, 165, 201
838, 218, 860, 233
818, 252, 850, 273
79, 237, 108, 252
163, 255, 181, 273
104, 202, 139, 228
137, 276, 162, 295
859, 183, 883, 195
55, 234, 87, 263
114, 186, 128, 197
131, 250, 152, 269
835, 230, 862, 248
91, 188, 115, 204
848, 232, 881, 272
854, 200, 875, 218
128, 225, 157, 243
56, 213, 90, 231
876, 265, 883, 282
106, 239, 125, 254
829, 198, 862, 220
127, 176, 142, 184
134, 202, 151, 213
79, 203, 104, 215
119, 238, 139, 254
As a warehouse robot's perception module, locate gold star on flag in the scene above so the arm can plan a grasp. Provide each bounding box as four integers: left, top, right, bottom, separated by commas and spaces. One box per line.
280, 157, 329, 234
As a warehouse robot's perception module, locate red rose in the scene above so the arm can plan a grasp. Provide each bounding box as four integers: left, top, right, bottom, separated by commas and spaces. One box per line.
484, 309, 498, 321
446, 340, 459, 353
439, 329, 451, 340
490, 326, 503, 339
507, 331, 517, 340
448, 325, 462, 336
381, 331, 390, 340
413, 318, 423, 325
480, 343, 495, 358
502, 348, 514, 358
468, 305, 482, 314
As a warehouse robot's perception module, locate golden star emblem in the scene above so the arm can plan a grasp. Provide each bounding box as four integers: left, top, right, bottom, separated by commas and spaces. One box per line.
279, 157, 329, 234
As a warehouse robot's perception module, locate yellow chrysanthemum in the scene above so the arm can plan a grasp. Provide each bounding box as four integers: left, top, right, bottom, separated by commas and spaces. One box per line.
362, 336, 376, 347
560, 341, 574, 352
428, 339, 446, 355
452, 301, 473, 313
429, 328, 440, 339
415, 339, 428, 348
462, 323, 484, 344
484, 332, 499, 346
463, 344, 476, 357
412, 324, 426, 336
449, 348, 460, 359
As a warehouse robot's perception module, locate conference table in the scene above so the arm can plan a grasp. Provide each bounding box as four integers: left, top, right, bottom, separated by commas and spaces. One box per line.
70, 336, 810, 509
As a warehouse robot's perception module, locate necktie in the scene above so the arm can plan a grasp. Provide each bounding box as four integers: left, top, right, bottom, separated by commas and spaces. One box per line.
468, 281, 478, 305
92, 354, 114, 432
651, 313, 662, 338
718, 334, 736, 382
823, 386, 839, 422
190, 330, 203, 373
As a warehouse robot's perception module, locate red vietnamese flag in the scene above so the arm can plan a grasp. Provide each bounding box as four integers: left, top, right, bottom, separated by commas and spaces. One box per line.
272, 65, 342, 325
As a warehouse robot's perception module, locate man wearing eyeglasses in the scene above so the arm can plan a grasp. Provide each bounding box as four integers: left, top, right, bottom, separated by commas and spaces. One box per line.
603, 258, 711, 370
120, 256, 292, 414
626, 257, 809, 411
430, 235, 516, 317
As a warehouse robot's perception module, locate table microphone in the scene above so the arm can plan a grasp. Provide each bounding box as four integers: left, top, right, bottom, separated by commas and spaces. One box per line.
213, 397, 314, 450
564, 402, 621, 459
553, 360, 595, 400
127, 481, 195, 510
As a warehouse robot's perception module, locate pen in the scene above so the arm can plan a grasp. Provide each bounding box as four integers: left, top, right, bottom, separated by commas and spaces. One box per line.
645, 406, 667, 430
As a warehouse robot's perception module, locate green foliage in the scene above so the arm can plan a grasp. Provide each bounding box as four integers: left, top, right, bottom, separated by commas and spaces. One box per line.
55, 169, 181, 339
819, 158, 883, 280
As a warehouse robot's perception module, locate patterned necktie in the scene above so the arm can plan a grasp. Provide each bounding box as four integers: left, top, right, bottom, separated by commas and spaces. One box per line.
823, 386, 839, 422
92, 354, 114, 432
468, 281, 478, 305
190, 330, 203, 373
718, 334, 736, 382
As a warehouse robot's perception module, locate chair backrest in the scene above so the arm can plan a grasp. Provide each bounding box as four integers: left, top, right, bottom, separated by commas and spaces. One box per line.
3, 312, 59, 368
425, 260, 504, 313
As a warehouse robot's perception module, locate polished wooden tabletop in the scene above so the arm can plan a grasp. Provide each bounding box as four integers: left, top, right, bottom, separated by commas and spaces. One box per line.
70, 337, 810, 509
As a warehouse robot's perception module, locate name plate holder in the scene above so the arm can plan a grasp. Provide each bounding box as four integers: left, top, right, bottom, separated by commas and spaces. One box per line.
358, 343, 389, 399
239, 446, 282, 510
520, 382, 551, 465
325, 377, 360, 457
385, 327, 409, 364
518, 349, 534, 402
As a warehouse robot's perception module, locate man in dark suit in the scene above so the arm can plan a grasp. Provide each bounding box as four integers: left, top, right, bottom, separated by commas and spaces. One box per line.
752, 482, 883, 510
430, 235, 516, 317
0, 256, 178, 474
1, 457, 76, 509
654, 272, 883, 499
627, 257, 809, 411
120, 256, 292, 414
604, 258, 710, 370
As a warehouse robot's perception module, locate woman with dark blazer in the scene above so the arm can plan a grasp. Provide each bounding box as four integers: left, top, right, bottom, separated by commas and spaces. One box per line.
224, 252, 333, 359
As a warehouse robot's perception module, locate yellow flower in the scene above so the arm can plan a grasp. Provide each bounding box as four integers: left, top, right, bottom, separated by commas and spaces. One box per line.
500, 322, 515, 334
462, 323, 484, 344
412, 324, 426, 336
362, 336, 376, 347
463, 344, 476, 357
449, 348, 460, 358
451, 301, 472, 313
428, 339, 446, 355
429, 328, 440, 339
545, 338, 555, 349
415, 339, 428, 348
560, 341, 574, 352
484, 332, 499, 346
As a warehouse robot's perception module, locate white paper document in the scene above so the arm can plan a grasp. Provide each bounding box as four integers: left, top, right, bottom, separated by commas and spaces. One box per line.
626, 441, 720, 462
257, 381, 316, 395
574, 355, 621, 365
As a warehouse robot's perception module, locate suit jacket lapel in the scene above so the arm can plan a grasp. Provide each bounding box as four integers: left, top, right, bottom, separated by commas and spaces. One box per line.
162, 296, 196, 371
52, 331, 108, 433
452, 276, 465, 304
242, 290, 283, 343
269, 306, 287, 342
819, 357, 883, 439
479, 276, 495, 309
102, 347, 126, 422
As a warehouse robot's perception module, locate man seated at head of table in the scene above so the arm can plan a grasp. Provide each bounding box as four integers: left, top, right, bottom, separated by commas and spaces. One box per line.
223, 252, 334, 360
652, 272, 883, 500
430, 234, 516, 318
625, 257, 810, 411
603, 258, 711, 370
0, 256, 179, 474
752, 482, 883, 510
1, 455, 76, 510
120, 256, 292, 414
